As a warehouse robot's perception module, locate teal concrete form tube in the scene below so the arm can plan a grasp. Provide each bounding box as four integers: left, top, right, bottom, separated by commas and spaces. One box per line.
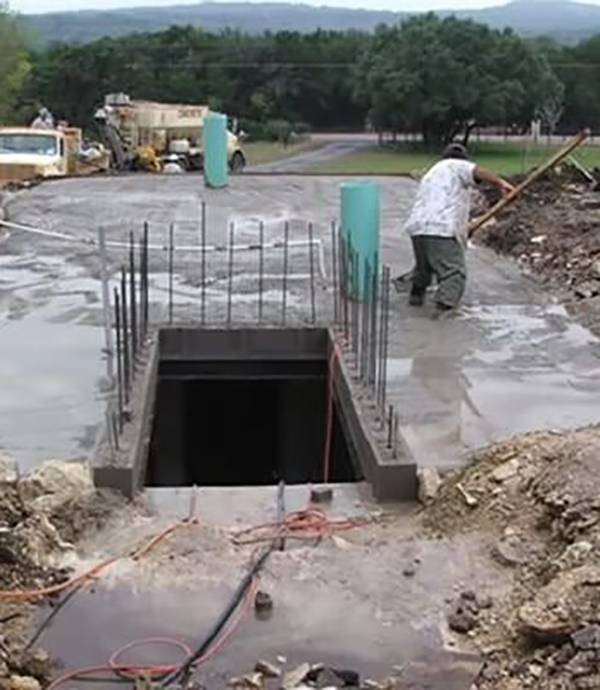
203, 112, 228, 188
341, 181, 380, 301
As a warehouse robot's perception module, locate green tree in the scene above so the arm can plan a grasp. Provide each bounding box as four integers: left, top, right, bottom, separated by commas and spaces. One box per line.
355, 15, 564, 145
0, 5, 31, 123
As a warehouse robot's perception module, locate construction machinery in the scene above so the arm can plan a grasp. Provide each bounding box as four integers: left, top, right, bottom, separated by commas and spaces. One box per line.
97, 94, 246, 173
0, 126, 109, 185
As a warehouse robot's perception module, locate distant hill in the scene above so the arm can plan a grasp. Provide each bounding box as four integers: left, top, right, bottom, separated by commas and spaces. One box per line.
23, 0, 600, 47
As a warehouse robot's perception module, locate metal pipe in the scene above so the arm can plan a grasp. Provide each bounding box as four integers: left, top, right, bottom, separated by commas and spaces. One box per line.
129, 231, 138, 360
120, 269, 130, 405
113, 287, 124, 428
97, 227, 114, 382
282, 220, 289, 326
201, 201, 207, 326
168, 224, 174, 325
308, 221, 316, 325
227, 221, 235, 327
258, 220, 264, 324
330, 220, 339, 326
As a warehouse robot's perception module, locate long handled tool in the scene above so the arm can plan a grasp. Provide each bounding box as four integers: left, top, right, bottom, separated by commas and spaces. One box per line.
468, 129, 590, 237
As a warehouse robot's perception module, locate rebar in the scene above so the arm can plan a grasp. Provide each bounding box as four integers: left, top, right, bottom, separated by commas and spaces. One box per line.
376, 267, 386, 410
369, 255, 379, 393
227, 221, 235, 327
142, 222, 149, 337
330, 220, 339, 326
97, 227, 114, 382
139, 227, 146, 342
393, 411, 400, 459
201, 201, 207, 326
113, 287, 124, 428
308, 222, 316, 325
282, 220, 289, 326
168, 224, 174, 325
387, 405, 394, 449
379, 266, 391, 426
120, 268, 130, 404
129, 231, 138, 359
339, 233, 349, 341
258, 220, 264, 324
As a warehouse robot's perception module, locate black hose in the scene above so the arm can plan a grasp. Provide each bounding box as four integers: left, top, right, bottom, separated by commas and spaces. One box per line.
164, 547, 273, 686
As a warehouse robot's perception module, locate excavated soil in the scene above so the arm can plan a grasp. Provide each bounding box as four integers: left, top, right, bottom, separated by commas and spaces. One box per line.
477, 168, 600, 337
422, 425, 600, 690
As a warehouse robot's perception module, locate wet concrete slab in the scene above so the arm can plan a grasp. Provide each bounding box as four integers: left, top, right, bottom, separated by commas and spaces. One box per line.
2, 175, 600, 474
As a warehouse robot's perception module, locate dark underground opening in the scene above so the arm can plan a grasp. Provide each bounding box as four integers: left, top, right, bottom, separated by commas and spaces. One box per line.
146, 351, 360, 487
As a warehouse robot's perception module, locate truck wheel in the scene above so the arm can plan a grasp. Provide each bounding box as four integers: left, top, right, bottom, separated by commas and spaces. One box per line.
230, 152, 246, 174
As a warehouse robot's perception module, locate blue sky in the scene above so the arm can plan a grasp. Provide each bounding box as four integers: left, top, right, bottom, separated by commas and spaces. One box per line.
10, 0, 600, 15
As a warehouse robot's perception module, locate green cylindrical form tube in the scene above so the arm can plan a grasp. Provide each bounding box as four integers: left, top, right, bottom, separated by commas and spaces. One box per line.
341, 181, 380, 300
203, 112, 228, 189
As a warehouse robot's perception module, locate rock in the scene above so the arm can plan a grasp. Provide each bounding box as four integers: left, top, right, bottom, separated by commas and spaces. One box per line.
313, 668, 341, 689
575, 281, 600, 299
591, 260, 600, 279
572, 625, 600, 651
255, 661, 281, 679
518, 566, 600, 643
456, 483, 478, 508
254, 591, 273, 613
310, 487, 333, 504
243, 673, 264, 689
556, 542, 593, 571
491, 459, 520, 483
18, 649, 51, 681
417, 469, 442, 504
19, 461, 93, 514
565, 651, 597, 678
277, 656, 287, 665
528, 664, 543, 679
402, 564, 417, 578
9, 677, 41, 690
282, 663, 311, 690
0, 456, 18, 484
493, 535, 528, 567
364, 681, 383, 690
448, 609, 478, 634
332, 669, 359, 687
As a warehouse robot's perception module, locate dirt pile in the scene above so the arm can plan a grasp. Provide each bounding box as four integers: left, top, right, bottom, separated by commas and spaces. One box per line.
0, 456, 125, 688
423, 425, 600, 689
476, 168, 600, 332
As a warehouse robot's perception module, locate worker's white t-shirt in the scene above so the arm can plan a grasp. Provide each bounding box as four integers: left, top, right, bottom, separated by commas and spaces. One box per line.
404, 159, 476, 241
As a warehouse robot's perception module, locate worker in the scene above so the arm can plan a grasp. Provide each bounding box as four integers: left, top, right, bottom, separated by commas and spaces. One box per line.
31, 107, 55, 130
163, 154, 184, 174
404, 142, 515, 319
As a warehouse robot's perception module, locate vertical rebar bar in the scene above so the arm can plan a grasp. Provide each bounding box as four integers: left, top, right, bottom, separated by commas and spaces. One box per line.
393, 411, 400, 459
387, 405, 394, 449
352, 246, 360, 368
129, 231, 138, 360
97, 227, 114, 382
330, 220, 339, 326
139, 229, 145, 343
168, 224, 174, 325
227, 221, 235, 327
376, 267, 386, 408
369, 255, 379, 394
120, 269, 130, 405
360, 259, 370, 381
380, 266, 391, 426
113, 287, 124, 428
142, 222, 149, 337
201, 201, 207, 326
339, 233, 349, 341
282, 220, 289, 326
308, 221, 316, 325
258, 220, 264, 324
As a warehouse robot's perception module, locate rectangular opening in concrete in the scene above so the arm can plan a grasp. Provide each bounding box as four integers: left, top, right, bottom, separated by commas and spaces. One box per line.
145, 329, 359, 487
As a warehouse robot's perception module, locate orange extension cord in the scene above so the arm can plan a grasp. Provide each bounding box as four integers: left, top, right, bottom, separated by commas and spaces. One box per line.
0, 519, 199, 603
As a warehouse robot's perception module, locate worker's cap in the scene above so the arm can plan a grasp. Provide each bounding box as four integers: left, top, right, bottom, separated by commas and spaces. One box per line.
39, 107, 49, 117
167, 154, 179, 161
442, 142, 470, 160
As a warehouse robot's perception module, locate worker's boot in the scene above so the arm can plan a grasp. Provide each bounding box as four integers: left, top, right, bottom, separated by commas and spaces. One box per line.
431, 302, 455, 320
409, 288, 425, 307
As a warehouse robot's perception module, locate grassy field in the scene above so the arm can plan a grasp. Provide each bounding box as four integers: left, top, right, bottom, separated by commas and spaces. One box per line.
242, 139, 323, 166
312, 141, 600, 177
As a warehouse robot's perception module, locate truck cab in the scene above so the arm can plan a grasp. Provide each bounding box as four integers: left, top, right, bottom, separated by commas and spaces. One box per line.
0, 128, 68, 183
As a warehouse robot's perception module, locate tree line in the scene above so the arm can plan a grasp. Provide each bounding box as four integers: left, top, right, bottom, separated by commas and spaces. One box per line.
2, 6, 600, 145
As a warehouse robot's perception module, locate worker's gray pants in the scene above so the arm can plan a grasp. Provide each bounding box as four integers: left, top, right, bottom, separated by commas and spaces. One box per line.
410, 235, 466, 308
